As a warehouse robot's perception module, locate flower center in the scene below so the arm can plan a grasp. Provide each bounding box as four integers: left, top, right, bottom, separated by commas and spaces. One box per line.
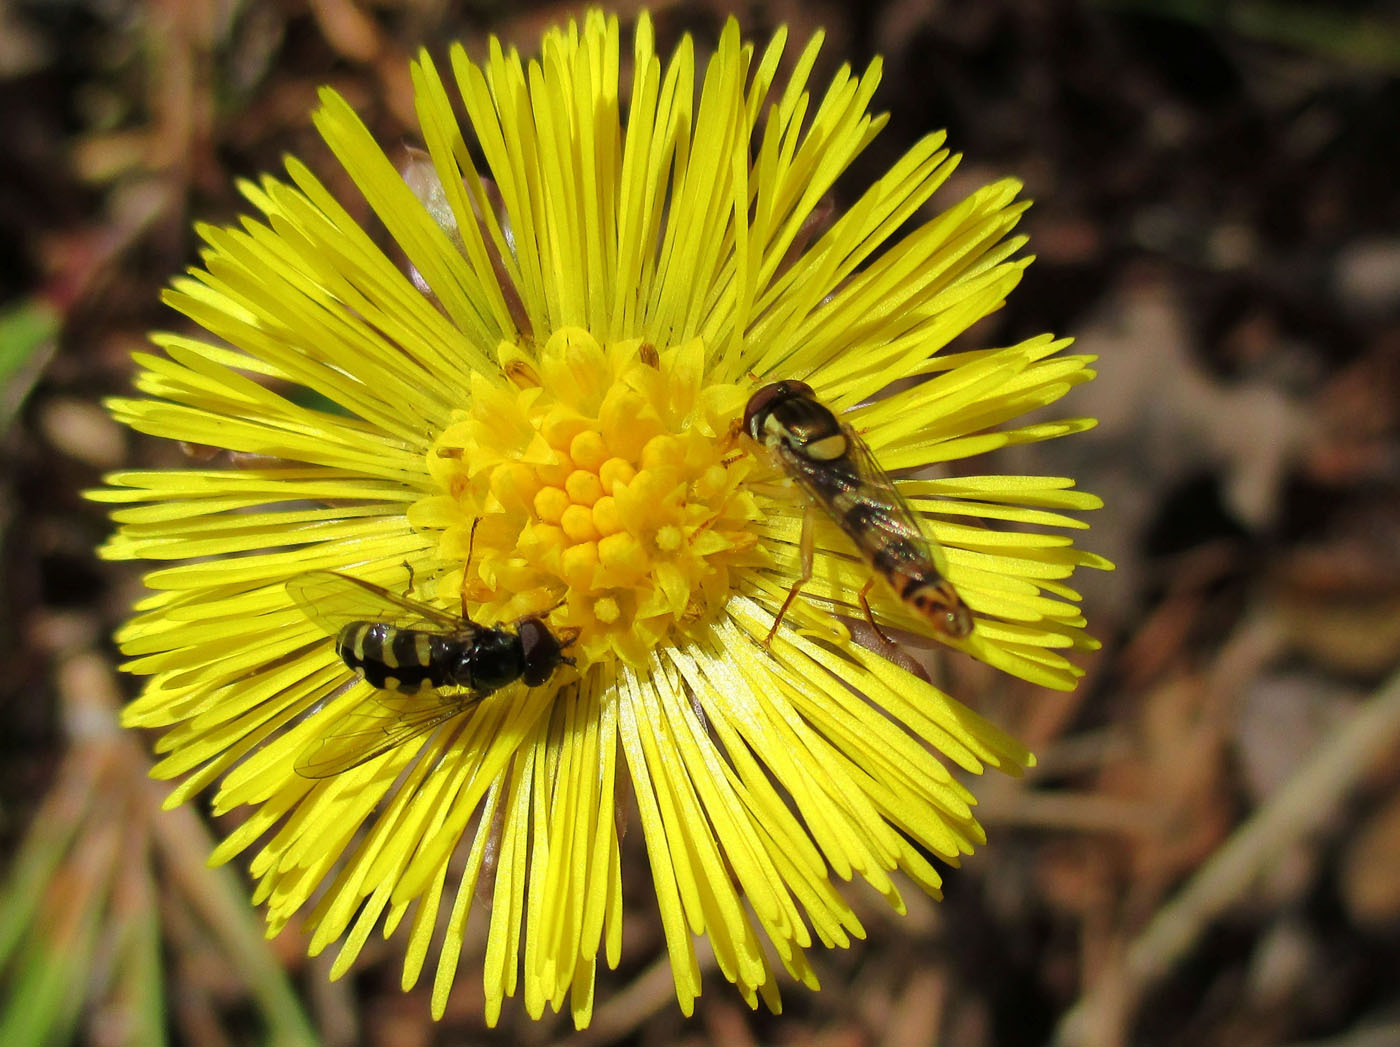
417, 329, 761, 668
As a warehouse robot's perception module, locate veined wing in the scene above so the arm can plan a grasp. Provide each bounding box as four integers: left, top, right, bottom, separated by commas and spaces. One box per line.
295, 689, 481, 778
838, 420, 945, 554
286, 570, 468, 638
783, 417, 973, 636
773, 423, 940, 567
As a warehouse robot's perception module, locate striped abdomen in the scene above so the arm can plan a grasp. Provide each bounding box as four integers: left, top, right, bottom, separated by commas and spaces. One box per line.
335, 621, 456, 694
825, 478, 974, 638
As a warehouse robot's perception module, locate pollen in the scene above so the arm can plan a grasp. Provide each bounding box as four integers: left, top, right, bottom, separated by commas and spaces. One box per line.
423, 329, 761, 666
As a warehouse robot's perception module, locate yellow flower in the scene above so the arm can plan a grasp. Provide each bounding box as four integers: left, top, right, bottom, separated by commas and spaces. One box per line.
94, 10, 1109, 1028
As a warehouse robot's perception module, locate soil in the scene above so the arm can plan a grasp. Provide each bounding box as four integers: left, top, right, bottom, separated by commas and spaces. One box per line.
2, 1, 1397, 1044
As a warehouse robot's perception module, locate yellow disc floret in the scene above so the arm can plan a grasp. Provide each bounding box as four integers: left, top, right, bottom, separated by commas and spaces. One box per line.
417, 329, 761, 667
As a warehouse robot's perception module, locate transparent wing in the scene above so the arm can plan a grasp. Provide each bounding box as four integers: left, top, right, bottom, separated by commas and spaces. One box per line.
833, 420, 972, 635
773, 427, 939, 568
838, 423, 940, 550
286, 570, 468, 637
295, 689, 480, 778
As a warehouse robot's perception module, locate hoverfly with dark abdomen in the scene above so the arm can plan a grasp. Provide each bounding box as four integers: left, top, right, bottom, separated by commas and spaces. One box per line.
286, 570, 576, 777
744, 379, 974, 644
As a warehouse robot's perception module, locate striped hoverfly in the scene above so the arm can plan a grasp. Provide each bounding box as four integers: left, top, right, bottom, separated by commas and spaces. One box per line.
286, 570, 575, 777
744, 380, 974, 644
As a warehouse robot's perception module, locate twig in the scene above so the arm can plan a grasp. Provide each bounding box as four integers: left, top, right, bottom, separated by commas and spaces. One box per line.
1054, 659, 1400, 1046
558, 942, 716, 1047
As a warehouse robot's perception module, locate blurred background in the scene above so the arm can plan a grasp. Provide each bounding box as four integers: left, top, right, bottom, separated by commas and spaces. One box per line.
2, 1, 1398, 1044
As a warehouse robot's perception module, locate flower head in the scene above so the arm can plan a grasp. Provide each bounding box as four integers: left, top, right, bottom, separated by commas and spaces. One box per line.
424, 330, 761, 668
95, 10, 1109, 1027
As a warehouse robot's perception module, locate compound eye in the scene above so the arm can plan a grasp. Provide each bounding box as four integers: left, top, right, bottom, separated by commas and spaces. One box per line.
742, 383, 785, 438
518, 619, 542, 659
518, 619, 563, 686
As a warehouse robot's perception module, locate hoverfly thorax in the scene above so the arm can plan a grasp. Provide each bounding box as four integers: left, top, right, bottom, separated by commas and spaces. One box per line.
449, 628, 522, 692
745, 380, 848, 462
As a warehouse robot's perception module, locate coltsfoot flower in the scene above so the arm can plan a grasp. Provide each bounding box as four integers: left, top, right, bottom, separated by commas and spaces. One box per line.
94, 9, 1110, 1028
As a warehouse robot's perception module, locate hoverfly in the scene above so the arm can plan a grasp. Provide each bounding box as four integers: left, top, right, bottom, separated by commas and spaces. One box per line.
744, 379, 974, 644
286, 570, 575, 777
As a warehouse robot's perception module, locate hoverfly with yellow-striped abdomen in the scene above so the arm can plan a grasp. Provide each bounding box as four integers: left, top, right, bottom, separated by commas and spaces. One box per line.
286, 568, 575, 777
744, 379, 974, 645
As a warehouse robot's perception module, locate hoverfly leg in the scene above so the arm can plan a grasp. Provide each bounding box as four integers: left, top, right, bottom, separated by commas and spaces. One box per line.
857, 578, 896, 647
765, 583, 806, 647
719, 417, 746, 465
460, 518, 482, 622
556, 625, 582, 668
401, 560, 416, 596
765, 503, 817, 646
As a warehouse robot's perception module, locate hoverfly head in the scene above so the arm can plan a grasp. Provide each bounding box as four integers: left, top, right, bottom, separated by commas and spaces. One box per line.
518, 618, 571, 685
742, 380, 815, 442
